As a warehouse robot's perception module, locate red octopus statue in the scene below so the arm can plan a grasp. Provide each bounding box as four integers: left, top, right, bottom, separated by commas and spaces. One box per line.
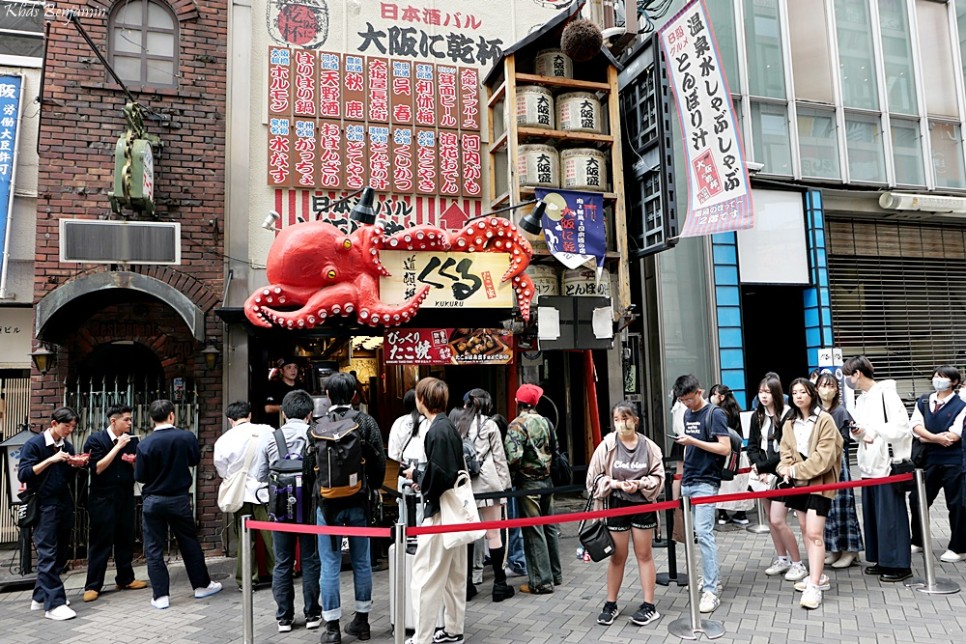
245, 218, 536, 329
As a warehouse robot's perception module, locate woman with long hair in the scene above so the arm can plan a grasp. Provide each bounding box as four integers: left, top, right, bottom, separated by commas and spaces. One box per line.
588, 401, 665, 628
387, 389, 430, 526
778, 378, 843, 609
746, 376, 806, 581
457, 388, 514, 602
815, 373, 863, 568
709, 384, 751, 526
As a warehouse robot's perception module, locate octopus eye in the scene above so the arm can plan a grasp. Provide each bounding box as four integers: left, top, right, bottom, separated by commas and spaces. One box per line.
342, 239, 352, 250
326, 269, 337, 279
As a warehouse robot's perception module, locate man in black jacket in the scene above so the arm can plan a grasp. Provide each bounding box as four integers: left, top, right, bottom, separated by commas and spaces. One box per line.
136, 399, 222, 609
403, 377, 466, 644
82, 405, 148, 602
316, 373, 386, 644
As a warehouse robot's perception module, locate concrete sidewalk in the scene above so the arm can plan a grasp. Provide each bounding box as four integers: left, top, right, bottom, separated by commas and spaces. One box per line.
2, 494, 966, 643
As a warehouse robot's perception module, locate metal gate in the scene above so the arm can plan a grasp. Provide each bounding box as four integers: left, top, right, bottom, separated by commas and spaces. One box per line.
61, 376, 200, 560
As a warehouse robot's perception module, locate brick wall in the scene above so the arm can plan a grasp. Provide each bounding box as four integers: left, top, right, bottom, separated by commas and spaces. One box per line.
33, 0, 228, 550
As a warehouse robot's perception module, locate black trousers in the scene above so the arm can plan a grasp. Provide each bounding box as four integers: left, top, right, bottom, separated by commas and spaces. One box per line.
909, 461, 966, 553
84, 490, 136, 591
32, 498, 74, 611
143, 495, 211, 599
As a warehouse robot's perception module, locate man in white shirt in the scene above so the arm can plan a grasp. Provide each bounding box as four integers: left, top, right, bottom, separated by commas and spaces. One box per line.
214, 401, 275, 590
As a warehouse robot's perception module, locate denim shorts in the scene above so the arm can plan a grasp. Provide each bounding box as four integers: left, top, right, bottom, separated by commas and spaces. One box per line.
606, 496, 657, 532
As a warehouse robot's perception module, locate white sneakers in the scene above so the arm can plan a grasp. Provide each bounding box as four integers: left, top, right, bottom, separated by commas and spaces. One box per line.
784, 561, 808, 582
44, 604, 76, 621
194, 581, 223, 599
911, 544, 923, 554
151, 595, 170, 609
765, 557, 791, 576
31, 599, 70, 611
794, 574, 830, 592
940, 550, 966, 563
698, 591, 719, 613
800, 585, 822, 609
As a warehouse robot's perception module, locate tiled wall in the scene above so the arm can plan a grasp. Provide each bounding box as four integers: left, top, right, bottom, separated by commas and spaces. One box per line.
803, 191, 834, 372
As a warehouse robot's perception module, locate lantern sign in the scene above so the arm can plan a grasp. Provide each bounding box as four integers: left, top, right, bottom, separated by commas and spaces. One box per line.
384, 328, 514, 365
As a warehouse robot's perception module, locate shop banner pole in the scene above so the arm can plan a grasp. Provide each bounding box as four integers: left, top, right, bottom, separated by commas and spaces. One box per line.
668, 495, 725, 640
905, 469, 960, 594
241, 515, 254, 644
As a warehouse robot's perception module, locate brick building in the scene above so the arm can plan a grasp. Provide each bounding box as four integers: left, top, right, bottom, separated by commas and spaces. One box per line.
29, 0, 229, 549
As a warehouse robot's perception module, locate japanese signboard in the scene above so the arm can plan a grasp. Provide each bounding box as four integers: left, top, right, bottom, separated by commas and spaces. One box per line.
534, 188, 607, 270
0, 74, 22, 286
658, 0, 753, 237
384, 328, 514, 365
379, 250, 514, 309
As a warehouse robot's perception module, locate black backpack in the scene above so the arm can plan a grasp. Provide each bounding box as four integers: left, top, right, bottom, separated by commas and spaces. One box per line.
708, 405, 742, 481
267, 430, 307, 523
308, 409, 365, 501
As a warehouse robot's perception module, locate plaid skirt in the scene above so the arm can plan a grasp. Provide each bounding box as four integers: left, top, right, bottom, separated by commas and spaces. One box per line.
824, 455, 864, 553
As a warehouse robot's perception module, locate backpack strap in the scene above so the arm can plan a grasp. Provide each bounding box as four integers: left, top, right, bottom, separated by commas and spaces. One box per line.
273, 429, 290, 460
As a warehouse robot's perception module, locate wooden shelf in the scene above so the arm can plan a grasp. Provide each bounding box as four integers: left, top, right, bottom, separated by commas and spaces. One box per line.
491, 190, 511, 208
514, 73, 611, 93
489, 130, 509, 154
517, 126, 613, 146
519, 186, 618, 201
487, 81, 506, 108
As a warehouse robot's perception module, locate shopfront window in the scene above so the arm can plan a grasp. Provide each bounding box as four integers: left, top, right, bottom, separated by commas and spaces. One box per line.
844, 112, 885, 183
788, 0, 835, 104
880, 0, 918, 115
797, 107, 840, 179
834, 0, 878, 110
929, 119, 966, 189
706, 0, 739, 90
751, 101, 792, 175
891, 117, 925, 186
916, 0, 959, 119
744, 0, 784, 99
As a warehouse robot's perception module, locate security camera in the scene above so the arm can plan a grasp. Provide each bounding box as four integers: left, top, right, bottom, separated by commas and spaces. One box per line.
745, 161, 764, 175
261, 211, 281, 231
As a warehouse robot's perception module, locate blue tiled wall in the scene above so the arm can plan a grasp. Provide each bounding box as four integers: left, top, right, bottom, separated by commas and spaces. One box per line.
803, 191, 834, 371
711, 232, 747, 407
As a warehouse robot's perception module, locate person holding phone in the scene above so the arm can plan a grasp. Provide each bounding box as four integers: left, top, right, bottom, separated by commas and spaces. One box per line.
83, 405, 149, 603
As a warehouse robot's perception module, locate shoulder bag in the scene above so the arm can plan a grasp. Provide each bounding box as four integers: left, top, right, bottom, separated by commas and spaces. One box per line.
578, 475, 614, 562
439, 471, 486, 550
885, 395, 915, 491
217, 432, 260, 513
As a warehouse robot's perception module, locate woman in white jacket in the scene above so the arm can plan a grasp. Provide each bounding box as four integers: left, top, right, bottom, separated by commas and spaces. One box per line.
457, 388, 514, 602
842, 356, 913, 582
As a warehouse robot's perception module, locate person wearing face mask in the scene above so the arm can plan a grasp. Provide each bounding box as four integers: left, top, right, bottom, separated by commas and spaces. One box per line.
815, 373, 863, 569
587, 401, 665, 628
841, 355, 913, 583
908, 365, 966, 562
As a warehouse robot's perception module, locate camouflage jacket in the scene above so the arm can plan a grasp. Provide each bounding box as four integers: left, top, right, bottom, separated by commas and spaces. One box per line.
504, 411, 552, 482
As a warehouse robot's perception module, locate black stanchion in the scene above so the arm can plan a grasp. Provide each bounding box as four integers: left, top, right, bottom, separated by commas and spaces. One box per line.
656, 458, 687, 587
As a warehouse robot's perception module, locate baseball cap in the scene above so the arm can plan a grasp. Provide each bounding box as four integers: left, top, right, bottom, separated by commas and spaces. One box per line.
515, 383, 544, 407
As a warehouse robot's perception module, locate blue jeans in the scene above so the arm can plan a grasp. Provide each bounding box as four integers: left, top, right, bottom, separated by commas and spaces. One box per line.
272, 529, 321, 621
142, 495, 210, 599
681, 482, 719, 595
506, 496, 527, 574
316, 505, 372, 621
517, 478, 561, 590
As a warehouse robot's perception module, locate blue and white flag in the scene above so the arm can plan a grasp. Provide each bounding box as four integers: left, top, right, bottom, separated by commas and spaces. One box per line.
533, 188, 607, 271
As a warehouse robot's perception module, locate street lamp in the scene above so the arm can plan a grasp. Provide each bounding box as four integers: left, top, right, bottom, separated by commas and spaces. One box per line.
29, 345, 55, 375
201, 342, 221, 370
348, 187, 377, 226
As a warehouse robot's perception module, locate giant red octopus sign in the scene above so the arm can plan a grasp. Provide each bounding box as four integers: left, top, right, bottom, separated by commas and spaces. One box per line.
245, 218, 536, 329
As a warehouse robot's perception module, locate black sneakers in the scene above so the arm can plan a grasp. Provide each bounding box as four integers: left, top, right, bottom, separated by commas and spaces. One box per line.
433, 630, 464, 643
344, 613, 370, 640
630, 602, 661, 626
597, 601, 619, 625
321, 620, 341, 643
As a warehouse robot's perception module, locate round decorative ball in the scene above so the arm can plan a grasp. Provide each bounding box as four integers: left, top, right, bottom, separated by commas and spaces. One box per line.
561, 19, 603, 62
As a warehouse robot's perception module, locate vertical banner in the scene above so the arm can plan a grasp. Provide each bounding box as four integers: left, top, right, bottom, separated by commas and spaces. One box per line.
317, 120, 343, 189
437, 65, 459, 129
0, 74, 24, 286
319, 52, 342, 119
659, 0, 753, 237
368, 124, 391, 192
390, 60, 414, 124
343, 53, 366, 121
414, 62, 437, 127
293, 119, 316, 188
267, 47, 291, 118
367, 57, 390, 123
391, 126, 415, 193
438, 130, 461, 196
415, 129, 438, 195
268, 116, 292, 186
344, 123, 368, 190
534, 188, 607, 270
292, 50, 317, 117
461, 133, 483, 197
459, 67, 481, 131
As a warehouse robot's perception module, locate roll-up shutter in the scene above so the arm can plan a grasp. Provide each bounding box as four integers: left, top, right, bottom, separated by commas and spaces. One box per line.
826, 217, 966, 407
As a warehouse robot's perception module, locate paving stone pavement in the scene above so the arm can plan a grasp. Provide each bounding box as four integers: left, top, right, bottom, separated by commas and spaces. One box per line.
3, 492, 966, 643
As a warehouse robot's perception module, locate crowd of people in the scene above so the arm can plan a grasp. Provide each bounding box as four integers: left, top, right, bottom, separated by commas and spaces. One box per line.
17, 354, 966, 640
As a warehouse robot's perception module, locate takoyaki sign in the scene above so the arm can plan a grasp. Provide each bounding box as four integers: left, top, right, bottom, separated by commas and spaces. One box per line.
384, 328, 514, 365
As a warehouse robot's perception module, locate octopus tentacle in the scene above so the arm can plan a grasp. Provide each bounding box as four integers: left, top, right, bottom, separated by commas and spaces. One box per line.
358, 285, 431, 327
244, 285, 313, 328
512, 273, 535, 322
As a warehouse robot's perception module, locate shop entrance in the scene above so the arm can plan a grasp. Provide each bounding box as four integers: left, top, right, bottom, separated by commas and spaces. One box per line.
741, 285, 809, 399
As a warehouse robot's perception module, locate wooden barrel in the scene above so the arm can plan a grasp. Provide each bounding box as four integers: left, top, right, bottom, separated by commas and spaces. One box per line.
534, 49, 573, 78
561, 267, 611, 298
556, 91, 603, 133
517, 144, 560, 188
561, 147, 608, 191
515, 85, 554, 129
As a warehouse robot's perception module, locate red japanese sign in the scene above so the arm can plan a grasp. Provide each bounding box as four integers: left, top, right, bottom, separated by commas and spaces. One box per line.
268, 47, 291, 117
437, 65, 459, 129
292, 50, 317, 117
438, 129, 460, 196
414, 62, 437, 127
268, 118, 292, 186
390, 59, 414, 124
391, 126, 415, 193
368, 57, 390, 123
415, 128, 437, 195
384, 328, 514, 365
461, 133, 482, 197
458, 67, 480, 131
317, 120, 343, 189
343, 53, 366, 121
319, 52, 342, 119
293, 120, 316, 187
368, 125, 391, 192
345, 123, 368, 190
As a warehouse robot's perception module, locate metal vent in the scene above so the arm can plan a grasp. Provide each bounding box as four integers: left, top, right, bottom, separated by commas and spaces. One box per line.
60, 220, 181, 265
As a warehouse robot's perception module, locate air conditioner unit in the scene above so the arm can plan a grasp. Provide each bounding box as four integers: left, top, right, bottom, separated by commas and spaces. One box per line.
60, 220, 181, 265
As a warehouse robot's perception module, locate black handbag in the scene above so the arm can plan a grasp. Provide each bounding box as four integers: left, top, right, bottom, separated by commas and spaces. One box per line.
548, 421, 573, 487
16, 490, 40, 529
578, 476, 614, 562
889, 458, 916, 491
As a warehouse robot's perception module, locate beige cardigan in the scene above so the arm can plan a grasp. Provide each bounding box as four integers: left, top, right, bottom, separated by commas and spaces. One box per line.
586, 432, 665, 506
779, 410, 843, 499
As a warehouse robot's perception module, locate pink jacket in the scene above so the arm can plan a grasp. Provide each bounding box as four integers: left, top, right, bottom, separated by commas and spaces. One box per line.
586, 432, 665, 506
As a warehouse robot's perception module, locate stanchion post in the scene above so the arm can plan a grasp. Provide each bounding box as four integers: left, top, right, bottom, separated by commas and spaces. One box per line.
746, 498, 770, 534
905, 470, 960, 595
657, 462, 687, 587
667, 496, 725, 640
241, 515, 254, 644
393, 520, 408, 644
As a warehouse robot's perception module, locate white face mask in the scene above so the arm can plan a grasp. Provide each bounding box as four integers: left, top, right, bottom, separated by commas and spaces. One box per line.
933, 377, 952, 392
614, 420, 635, 434
818, 389, 836, 402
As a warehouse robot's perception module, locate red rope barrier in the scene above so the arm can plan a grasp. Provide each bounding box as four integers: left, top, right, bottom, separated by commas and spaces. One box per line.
672, 466, 753, 481
689, 472, 915, 506
246, 520, 391, 538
